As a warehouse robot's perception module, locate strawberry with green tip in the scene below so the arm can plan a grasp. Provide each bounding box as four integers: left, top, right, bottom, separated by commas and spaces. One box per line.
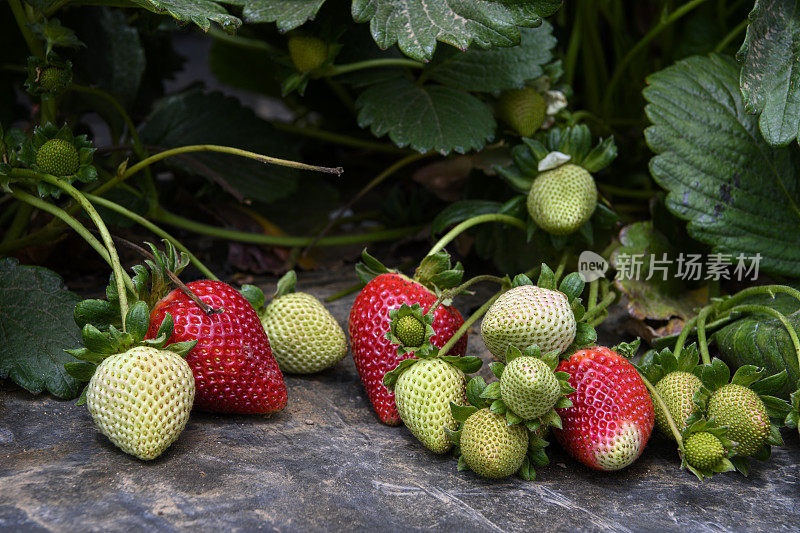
694, 359, 789, 466
527, 161, 598, 236
637, 344, 703, 439
555, 346, 654, 471
480, 269, 592, 363
243, 271, 347, 374
497, 87, 546, 137
65, 298, 198, 461
383, 313, 482, 454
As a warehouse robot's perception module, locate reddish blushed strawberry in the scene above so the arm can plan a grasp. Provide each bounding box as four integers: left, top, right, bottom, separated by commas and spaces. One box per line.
349, 272, 467, 425
148, 280, 288, 415
554, 346, 654, 471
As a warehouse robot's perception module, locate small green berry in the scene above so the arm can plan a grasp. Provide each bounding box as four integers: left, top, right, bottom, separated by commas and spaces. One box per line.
395, 315, 425, 347
36, 139, 80, 177
497, 88, 547, 137
39, 66, 70, 93
288, 36, 328, 72
684, 432, 726, 471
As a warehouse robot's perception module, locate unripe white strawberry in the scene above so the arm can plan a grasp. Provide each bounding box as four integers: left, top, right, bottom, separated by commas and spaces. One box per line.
500, 356, 561, 419
262, 291, 348, 374
86, 346, 195, 460
527, 163, 598, 235
481, 285, 576, 362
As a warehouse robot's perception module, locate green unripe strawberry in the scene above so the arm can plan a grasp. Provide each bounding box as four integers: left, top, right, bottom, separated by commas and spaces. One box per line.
395, 359, 466, 453
500, 356, 561, 419
684, 431, 727, 471
395, 315, 425, 347
460, 408, 529, 479
86, 346, 195, 460
481, 285, 576, 362
288, 35, 328, 72
262, 292, 348, 374
497, 88, 546, 137
653, 371, 702, 439
39, 66, 71, 93
36, 138, 79, 177
527, 163, 598, 235
707, 383, 770, 456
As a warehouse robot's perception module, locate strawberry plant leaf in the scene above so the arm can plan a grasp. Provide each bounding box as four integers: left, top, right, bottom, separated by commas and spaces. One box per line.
426, 24, 556, 92
130, 0, 241, 32
141, 89, 301, 203
712, 292, 800, 398
351, 0, 561, 62
738, 0, 800, 146
356, 77, 495, 154
223, 0, 327, 30
0, 258, 82, 399
644, 54, 800, 278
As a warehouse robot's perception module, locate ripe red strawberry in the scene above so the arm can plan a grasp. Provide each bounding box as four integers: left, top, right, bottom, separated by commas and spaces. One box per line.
349, 255, 468, 425
554, 346, 654, 471
147, 280, 287, 415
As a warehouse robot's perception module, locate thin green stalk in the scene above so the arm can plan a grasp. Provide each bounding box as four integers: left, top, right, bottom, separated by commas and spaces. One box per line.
438, 292, 503, 358
717, 285, 800, 313
207, 26, 277, 54
715, 18, 749, 53
318, 58, 424, 78
10, 189, 135, 292
582, 290, 616, 323
695, 306, 715, 365
71, 85, 144, 156
640, 372, 684, 446
9, 0, 43, 56
153, 207, 423, 247
554, 251, 569, 284
602, 0, 711, 115
84, 193, 218, 280
429, 274, 510, 315
1, 203, 33, 245
588, 279, 599, 311
27, 171, 130, 328
673, 315, 699, 359
427, 214, 527, 257
272, 122, 407, 154
303, 152, 431, 256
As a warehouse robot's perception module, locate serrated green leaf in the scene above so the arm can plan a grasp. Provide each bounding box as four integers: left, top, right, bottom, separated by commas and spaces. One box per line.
356, 78, 496, 154
351, 0, 561, 62
426, 24, 555, 92
223, 0, 326, 30
141, 89, 302, 203
738, 0, 800, 146
0, 259, 83, 398
130, 0, 241, 32
644, 54, 800, 277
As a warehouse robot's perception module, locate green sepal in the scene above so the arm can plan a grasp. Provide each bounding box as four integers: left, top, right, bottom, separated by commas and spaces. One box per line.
442, 355, 483, 374
766, 424, 784, 447
581, 135, 617, 173
752, 444, 771, 462
386, 303, 436, 358
125, 301, 150, 344
558, 273, 584, 302
540, 350, 559, 371
525, 419, 541, 433
541, 408, 562, 429
489, 362, 505, 379
155, 312, 174, 344
239, 284, 266, 313
571, 301, 586, 321
517, 457, 535, 481
63, 347, 106, 363
761, 395, 792, 422
572, 322, 597, 347
700, 358, 731, 393
612, 338, 641, 359
512, 274, 533, 288
537, 264, 556, 290
730, 365, 764, 388
751, 370, 788, 396
506, 409, 523, 426
505, 345, 524, 363
480, 381, 501, 400
274, 270, 297, 298
490, 399, 507, 414
76, 386, 88, 406
553, 371, 571, 381
528, 435, 549, 451
383, 358, 418, 390
466, 376, 488, 408
450, 402, 478, 423
730, 456, 749, 476
457, 455, 469, 472
785, 389, 800, 428
82, 324, 120, 355
74, 299, 119, 331
495, 164, 533, 193
528, 447, 550, 468
414, 250, 463, 292
444, 427, 462, 445
712, 458, 736, 473
165, 340, 197, 358
554, 396, 573, 409
522, 344, 542, 359
64, 361, 97, 382
355, 248, 393, 285
559, 380, 576, 396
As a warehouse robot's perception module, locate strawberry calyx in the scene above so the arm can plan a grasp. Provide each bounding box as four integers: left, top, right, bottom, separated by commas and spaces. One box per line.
240, 270, 298, 320
678, 415, 737, 481
447, 376, 549, 481
355, 248, 396, 285
488, 344, 575, 429
17, 123, 96, 197
635, 342, 703, 385
25, 54, 73, 97
413, 250, 464, 295
386, 303, 435, 357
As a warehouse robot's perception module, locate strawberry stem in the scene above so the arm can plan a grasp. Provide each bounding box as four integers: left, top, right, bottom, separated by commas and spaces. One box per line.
638, 371, 684, 447
8, 188, 136, 292
429, 274, 510, 315
121, 144, 343, 182
695, 306, 715, 366
317, 58, 424, 78
438, 291, 503, 358
427, 214, 527, 257
582, 289, 616, 323
84, 193, 219, 281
